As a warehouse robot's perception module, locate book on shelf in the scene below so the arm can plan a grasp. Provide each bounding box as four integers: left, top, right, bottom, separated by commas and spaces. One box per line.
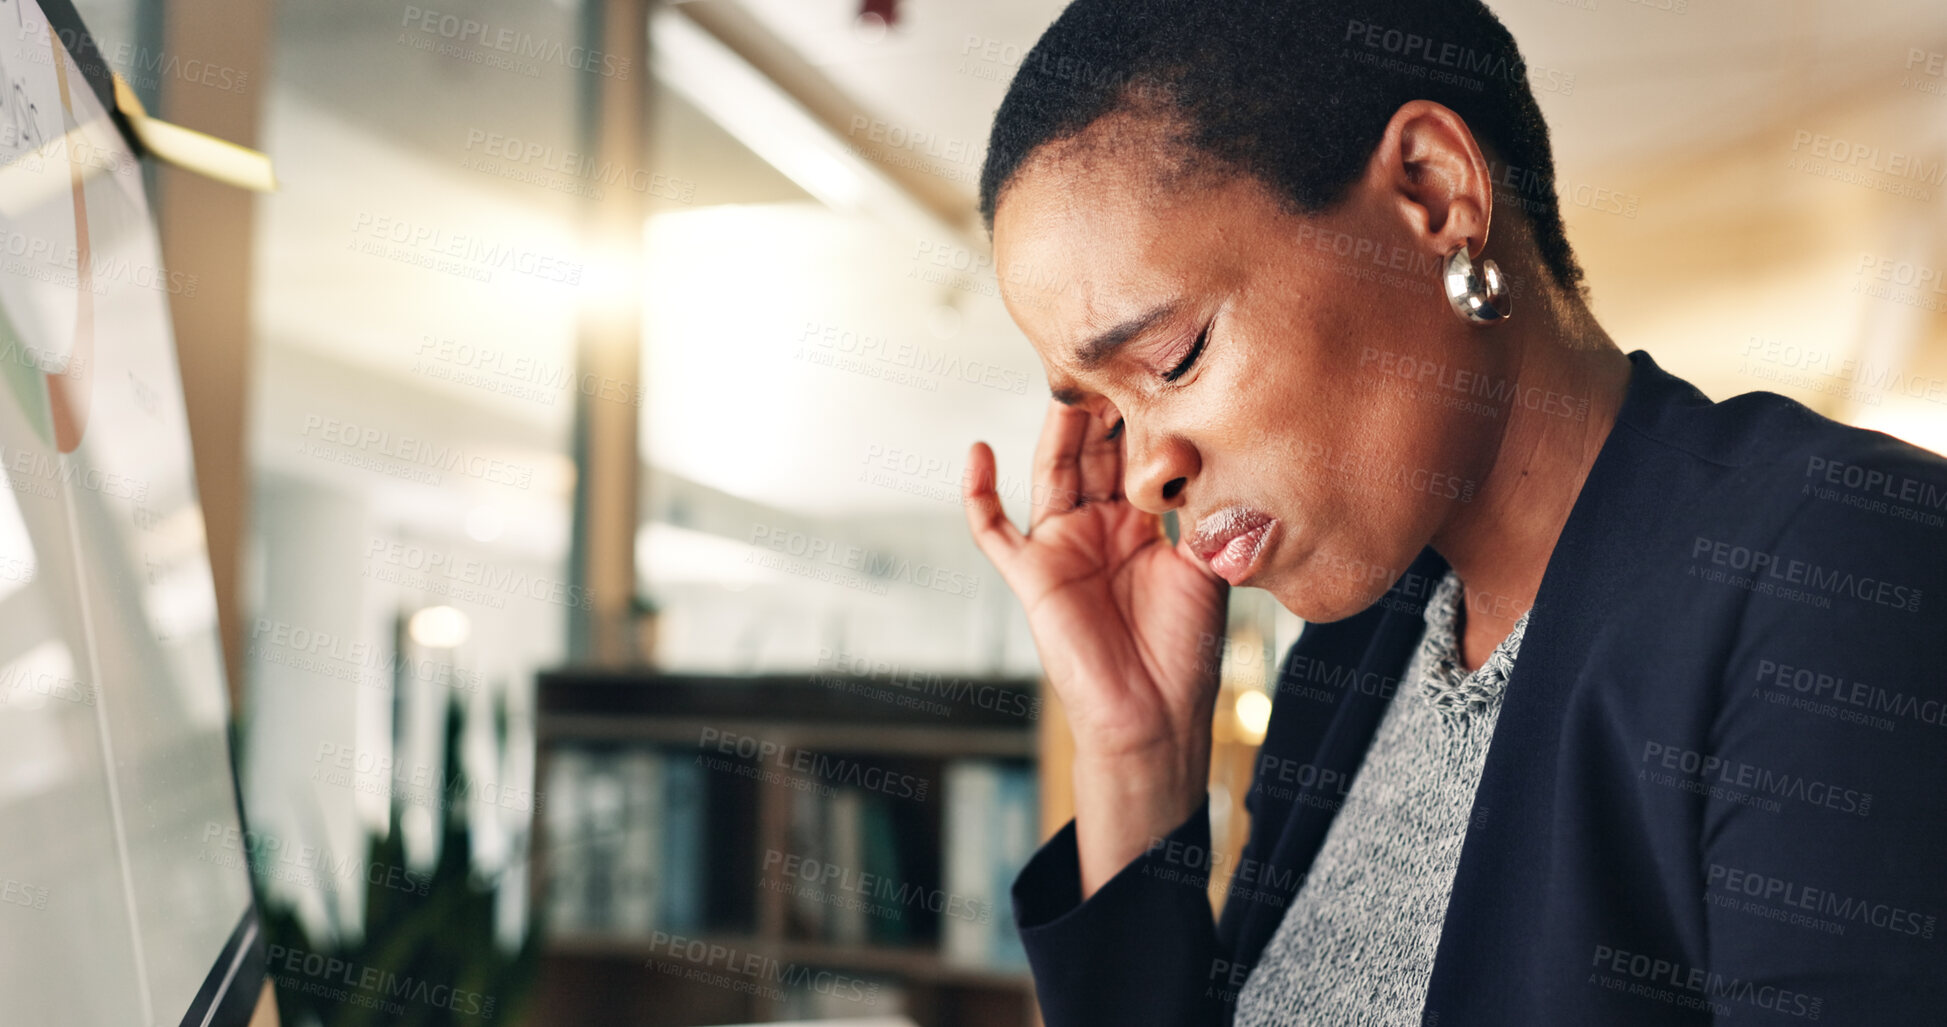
777, 769, 939, 950
941, 759, 1038, 970
660, 753, 707, 930
542, 747, 593, 935
827, 787, 867, 946
613, 749, 662, 935
990, 763, 1035, 968
785, 783, 828, 939
542, 745, 711, 939
859, 792, 908, 948
579, 752, 625, 933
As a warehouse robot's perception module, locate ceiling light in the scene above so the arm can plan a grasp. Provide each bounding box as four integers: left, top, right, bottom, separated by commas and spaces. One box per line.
408, 605, 471, 649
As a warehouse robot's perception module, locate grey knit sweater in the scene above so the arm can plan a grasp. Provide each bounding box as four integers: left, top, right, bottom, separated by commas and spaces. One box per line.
1232, 570, 1529, 1026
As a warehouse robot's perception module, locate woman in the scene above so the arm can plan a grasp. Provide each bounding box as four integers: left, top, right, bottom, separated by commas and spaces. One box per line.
959, 1, 1947, 1024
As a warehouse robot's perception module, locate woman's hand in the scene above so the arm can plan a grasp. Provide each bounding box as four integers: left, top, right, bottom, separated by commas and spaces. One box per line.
963, 400, 1230, 895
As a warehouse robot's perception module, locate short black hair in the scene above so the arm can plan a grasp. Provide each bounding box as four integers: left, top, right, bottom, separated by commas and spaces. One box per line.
977, 0, 1586, 293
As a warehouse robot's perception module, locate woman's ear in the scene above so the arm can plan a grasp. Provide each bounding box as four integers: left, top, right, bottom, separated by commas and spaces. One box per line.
1366, 100, 1495, 258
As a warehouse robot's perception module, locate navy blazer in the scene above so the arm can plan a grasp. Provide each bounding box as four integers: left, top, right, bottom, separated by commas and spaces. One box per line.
1011, 349, 1947, 1025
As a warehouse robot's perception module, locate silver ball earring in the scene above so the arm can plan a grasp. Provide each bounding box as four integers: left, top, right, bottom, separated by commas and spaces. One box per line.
1443, 244, 1510, 325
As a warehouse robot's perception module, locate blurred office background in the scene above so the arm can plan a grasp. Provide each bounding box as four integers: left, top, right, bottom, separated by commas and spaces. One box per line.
63, 0, 1947, 1024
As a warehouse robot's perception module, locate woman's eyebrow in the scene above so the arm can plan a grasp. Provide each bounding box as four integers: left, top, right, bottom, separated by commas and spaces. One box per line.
1073, 301, 1180, 370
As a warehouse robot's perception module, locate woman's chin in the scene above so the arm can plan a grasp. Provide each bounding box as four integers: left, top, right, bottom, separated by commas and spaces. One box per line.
1267, 571, 1396, 624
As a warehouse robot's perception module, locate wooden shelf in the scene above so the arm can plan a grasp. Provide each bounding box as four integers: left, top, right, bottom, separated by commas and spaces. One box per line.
774, 941, 1032, 991
538, 669, 1042, 729
544, 931, 1032, 991
538, 714, 1035, 759
529, 668, 1044, 1027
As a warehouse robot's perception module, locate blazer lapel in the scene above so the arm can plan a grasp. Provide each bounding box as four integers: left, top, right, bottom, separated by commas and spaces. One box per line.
1421, 349, 1703, 1017
1232, 547, 1451, 965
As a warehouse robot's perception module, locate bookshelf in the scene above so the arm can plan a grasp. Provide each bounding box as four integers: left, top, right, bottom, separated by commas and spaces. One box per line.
528, 670, 1045, 1027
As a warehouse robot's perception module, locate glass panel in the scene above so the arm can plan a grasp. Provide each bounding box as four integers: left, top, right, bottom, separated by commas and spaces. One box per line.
0, 4, 252, 1021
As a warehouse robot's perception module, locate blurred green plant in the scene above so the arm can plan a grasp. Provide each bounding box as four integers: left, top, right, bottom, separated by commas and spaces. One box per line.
258, 692, 541, 1027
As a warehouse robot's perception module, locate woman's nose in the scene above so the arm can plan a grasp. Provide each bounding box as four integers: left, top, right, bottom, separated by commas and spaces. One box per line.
1123, 425, 1197, 514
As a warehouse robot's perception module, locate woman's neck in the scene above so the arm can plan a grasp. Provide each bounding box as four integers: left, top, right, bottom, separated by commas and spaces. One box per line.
1429, 289, 1634, 671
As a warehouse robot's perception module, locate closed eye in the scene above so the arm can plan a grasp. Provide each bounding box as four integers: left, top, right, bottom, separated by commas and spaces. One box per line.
1164, 322, 1211, 383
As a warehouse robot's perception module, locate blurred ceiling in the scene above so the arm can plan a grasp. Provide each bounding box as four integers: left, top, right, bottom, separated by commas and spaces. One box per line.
719, 0, 1947, 177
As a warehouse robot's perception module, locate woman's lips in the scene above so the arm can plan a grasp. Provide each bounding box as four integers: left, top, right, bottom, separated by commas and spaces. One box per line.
1189, 507, 1278, 586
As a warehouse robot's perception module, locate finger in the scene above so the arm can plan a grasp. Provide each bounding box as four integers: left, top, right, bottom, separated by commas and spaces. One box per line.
1077, 406, 1124, 505
1030, 399, 1090, 529
963, 440, 1026, 569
